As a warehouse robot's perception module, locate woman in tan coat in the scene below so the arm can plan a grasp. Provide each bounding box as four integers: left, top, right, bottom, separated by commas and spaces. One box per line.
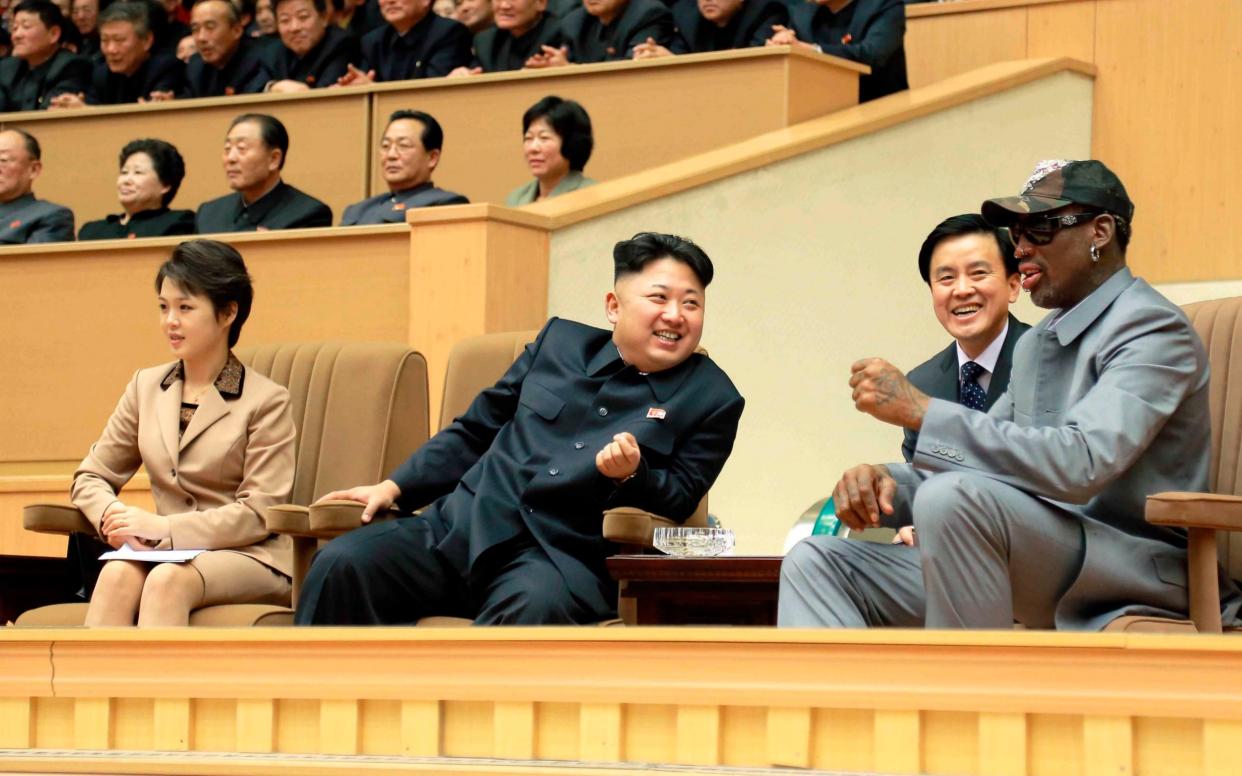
73, 239, 296, 626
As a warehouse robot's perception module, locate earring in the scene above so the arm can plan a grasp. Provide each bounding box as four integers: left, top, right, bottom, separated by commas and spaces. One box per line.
1089, 243, 1100, 263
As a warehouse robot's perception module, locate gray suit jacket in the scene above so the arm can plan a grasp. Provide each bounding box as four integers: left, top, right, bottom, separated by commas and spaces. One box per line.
504, 171, 596, 206
0, 193, 75, 244
889, 267, 1241, 630
340, 182, 469, 225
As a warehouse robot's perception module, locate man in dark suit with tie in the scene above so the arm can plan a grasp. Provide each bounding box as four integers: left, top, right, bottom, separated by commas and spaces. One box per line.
340, 110, 468, 225
196, 113, 332, 233
0, 128, 75, 244
336, 0, 472, 84
901, 213, 1030, 463
296, 232, 745, 625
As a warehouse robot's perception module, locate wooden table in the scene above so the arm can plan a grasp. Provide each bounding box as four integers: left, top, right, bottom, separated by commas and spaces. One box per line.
606, 555, 781, 626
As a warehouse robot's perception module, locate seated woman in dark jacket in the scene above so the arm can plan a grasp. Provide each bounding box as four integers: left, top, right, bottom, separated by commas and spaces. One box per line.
264, 0, 357, 91
79, 138, 196, 240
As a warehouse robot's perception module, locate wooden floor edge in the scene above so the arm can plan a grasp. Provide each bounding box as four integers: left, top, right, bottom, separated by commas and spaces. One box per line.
0, 751, 854, 776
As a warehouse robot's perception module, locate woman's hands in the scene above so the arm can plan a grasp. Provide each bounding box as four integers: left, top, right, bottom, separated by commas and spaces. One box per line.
101, 502, 170, 548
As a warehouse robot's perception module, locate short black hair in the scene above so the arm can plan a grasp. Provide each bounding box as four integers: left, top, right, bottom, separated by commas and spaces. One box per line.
229, 112, 289, 169
155, 240, 254, 348
99, 1, 153, 37
13, 0, 69, 38
120, 138, 186, 207
2, 127, 42, 160
614, 232, 713, 288
274, 0, 328, 13
917, 213, 1017, 284
387, 109, 443, 153
521, 96, 593, 172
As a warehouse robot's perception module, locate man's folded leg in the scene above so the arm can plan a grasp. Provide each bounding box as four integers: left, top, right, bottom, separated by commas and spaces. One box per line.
778, 536, 925, 628
295, 517, 471, 625
472, 537, 606, 625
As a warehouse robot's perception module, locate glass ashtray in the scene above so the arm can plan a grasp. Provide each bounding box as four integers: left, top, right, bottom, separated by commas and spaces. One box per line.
652, 526, 735, 557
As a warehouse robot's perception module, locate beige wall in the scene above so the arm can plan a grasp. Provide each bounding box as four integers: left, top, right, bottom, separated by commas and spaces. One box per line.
546, 72, 1092, 554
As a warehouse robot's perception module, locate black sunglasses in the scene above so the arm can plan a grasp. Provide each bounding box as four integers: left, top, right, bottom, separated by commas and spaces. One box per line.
1006, 211, 1100, 246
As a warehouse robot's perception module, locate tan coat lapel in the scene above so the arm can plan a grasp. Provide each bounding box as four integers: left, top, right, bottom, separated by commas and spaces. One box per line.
180, 387, 230, 452
156, 379, 183, 466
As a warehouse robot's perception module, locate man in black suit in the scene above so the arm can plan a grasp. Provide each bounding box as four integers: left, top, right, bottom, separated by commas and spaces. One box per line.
336, 0, 471, 84
0, 128, 75, 243
450, 0, 561, 74
632, 0, 786, 58
0, 0, 92, 111
341, 110, 468, 225
296, 232, 746, 625
49, 1, 184, 107
767, 0, 906, 103
265, 0, 357, 91
901, 213, 1030, 463
196, 113, 332, 233
529, 0, 673, 66
184, 0, 275, 96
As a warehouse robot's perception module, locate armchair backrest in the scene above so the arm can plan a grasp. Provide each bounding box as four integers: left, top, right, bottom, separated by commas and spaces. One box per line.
1182, 296, 1242, 579
236, 342, 430, 506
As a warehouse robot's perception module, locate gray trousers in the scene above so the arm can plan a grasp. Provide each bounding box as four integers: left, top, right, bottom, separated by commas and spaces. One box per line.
778, 472, 1086, 629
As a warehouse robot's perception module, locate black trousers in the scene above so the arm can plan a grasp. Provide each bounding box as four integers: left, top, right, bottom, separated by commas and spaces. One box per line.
294, 516, 602, 625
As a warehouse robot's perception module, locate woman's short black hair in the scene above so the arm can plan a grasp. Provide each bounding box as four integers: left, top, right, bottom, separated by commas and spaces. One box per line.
120, 138, 186, 207
155, 240, 254, 348
521, 95, 593, 172
917, 213, 1018, 284
614, 232, 713, 288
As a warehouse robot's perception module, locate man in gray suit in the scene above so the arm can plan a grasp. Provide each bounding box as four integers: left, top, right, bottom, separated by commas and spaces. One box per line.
0, 128, 75, 244
780, 160, 1242, 630
340, 110, 468, 226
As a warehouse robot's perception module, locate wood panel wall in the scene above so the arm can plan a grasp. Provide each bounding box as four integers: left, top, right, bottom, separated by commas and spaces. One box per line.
906, 0, 1242, 283
1, 628, 1241, 775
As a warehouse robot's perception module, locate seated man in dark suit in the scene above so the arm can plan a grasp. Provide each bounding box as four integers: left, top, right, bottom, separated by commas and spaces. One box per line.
901, 214, 1030, 463
448, 0, 561, 74
196, 113, 332, 233
184, 0, 275, 96
335, 0, 471, 84
0, 0, 92, 111
48, 1, 184, 107
0, 128, 75, 243
632, 0, 786, 58
341, 109, 468, 225
766, 0, 906, 103
264, 0, 357, 91
527, 0, 673, 66
296, 232, 745, 625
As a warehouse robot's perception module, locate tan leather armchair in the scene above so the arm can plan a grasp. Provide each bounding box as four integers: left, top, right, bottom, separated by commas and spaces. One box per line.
17, 342, 429, 626
1107, 296, 1242, 633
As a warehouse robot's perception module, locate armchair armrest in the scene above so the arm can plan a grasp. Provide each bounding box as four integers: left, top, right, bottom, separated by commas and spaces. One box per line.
603, 507, 678, 546
267, 500, 399, 540
1145, 492, 1242, 531
23, 503, 94, 536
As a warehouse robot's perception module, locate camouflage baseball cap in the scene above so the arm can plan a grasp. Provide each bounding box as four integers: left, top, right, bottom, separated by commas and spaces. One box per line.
981, 159, 1135, 227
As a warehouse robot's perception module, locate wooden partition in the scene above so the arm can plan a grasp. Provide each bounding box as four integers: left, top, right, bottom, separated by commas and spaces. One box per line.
905, 0, 1242, 283
1, 627, 1240, 775
10, 89, 373, 228
4, 48, 863, 229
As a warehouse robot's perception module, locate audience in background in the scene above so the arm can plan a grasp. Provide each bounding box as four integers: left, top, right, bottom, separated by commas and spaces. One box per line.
450, 0, 560, 74
49, 1, 184, 107
451, 0, 491, 32
74, 240, 295, 626
184, 0, 275, 96
153, 0, 192, 53
266, 0, 357, 91
337, 0, 471, 84
175, 31, 196, 59
532, 0, 672, 66
767, 0, 907, 102
505, 95, 594, 205
341, 109, 468, 225
0, 128, 75, 243
633, 0, 785, 57
332, 0, 383, 40
70, 0, 101, 61
430, 0, 452, 17
196, 113, 332, 232
79, 138, 197, 240
0, 0, 92, 111
252, 0, 278, 33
